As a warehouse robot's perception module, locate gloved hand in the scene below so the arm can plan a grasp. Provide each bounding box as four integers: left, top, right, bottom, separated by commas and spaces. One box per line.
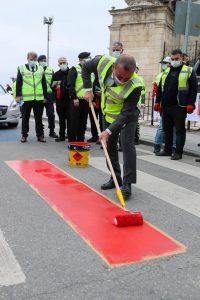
187, 105, 194, 114
154, 103, 160, 111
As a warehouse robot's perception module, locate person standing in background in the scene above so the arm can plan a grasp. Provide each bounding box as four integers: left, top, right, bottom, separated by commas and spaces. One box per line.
52, 57, 70, 142
15, 51, 47, 143
38, 55, 58, 138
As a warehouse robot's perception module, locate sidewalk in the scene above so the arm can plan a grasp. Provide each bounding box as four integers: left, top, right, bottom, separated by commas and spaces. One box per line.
139, 120, 200, 157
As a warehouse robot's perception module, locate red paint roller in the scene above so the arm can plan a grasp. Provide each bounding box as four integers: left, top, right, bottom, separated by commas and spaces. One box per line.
90, 103, 143, 227
114, 212, 143, 227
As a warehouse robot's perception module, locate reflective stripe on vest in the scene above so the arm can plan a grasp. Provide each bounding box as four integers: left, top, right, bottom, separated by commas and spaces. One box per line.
161, 65, 192, 107
97, 55, 143, 124
75, 64, 94, 98
19, 65, 44, 101
44, 67, 53, 93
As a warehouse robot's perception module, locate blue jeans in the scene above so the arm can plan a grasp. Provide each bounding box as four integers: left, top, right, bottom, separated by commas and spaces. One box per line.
154, 116, 176, 147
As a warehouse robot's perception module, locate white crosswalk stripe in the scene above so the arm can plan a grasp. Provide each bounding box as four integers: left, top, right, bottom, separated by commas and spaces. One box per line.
138, 154, 200, 179
90, 156, 200, 218
0, 229, 25, 286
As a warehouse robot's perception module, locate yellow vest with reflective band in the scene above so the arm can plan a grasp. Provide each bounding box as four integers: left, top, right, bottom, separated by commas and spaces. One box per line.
19, 65, 44, 101
97, 55, 143, 124
12, 81, 16, 98
75, 64, 94, 98
155, 72, 163, 85
161, 65, 192, 107
137, 75, 145, 105
44, 67, 53, 93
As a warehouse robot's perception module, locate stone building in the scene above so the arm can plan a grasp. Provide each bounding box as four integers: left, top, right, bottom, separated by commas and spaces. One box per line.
109, 0, 200, 93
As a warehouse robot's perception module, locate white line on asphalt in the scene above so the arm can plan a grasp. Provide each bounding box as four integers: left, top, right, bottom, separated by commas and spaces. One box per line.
0, 229, 25, 286
138, 155, 200, 179
90, 157, 200, 218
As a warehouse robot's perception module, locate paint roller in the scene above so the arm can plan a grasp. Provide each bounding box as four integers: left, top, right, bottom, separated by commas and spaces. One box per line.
90, 103, 143, 227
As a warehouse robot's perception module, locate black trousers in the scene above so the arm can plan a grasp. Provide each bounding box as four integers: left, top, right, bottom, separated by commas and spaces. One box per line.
162, 105, 187, 154
44, 93, 55, 133
88, 106, 103, 137
104, 119, 137, 184
56, 100, 70, 138
21, 100, 44, 137
68, 99, 89, 142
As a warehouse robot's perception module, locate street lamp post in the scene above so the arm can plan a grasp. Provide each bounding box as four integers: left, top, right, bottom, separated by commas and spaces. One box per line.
43, 16, 54, 66
183, 0, 192, 54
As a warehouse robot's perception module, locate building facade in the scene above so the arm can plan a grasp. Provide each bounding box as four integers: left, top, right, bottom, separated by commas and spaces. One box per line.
109, 0, 200, 93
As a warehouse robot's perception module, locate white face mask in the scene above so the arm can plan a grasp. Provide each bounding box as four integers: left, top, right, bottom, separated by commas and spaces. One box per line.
39, 61, 47, 68
29, 60, 38, 68
114, 74, 129, 86
60, 64, 68, 71
84, 57, 91, 62
161, 64, 168, 71
112, 51, 121, 59
171, 60, 182, 68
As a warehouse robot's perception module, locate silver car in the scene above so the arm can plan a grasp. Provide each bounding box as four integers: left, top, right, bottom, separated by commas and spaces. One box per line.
0, 84, 20, 127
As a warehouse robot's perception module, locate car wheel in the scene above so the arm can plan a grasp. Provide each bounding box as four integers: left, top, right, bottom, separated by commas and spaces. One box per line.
8, 123, 18, 128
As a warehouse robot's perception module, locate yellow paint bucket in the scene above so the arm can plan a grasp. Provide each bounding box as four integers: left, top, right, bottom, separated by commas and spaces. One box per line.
68, 142, 90, 167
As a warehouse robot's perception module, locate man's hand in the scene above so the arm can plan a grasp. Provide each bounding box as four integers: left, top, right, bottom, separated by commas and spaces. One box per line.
73, 99, 79, 107
187, 105, 194, 114
15, 96, 21, 103
99, 130, 110, 146
43, 99, 47, 103
84, 91, 94, 103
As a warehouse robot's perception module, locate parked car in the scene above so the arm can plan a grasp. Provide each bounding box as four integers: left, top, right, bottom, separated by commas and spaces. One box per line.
0, 84, 20, 127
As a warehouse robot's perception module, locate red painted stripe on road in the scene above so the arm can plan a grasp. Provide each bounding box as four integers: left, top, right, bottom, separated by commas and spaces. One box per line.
6, 160, 185, 266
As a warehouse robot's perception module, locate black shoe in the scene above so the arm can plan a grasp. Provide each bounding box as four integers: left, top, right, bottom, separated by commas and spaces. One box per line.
21, 136, 27, 143
101, 178, 122, 190
195, 158, 200, 162
153, 144, 161, 154
87, 136, 98, 143
121, 182, 132, 200
198, 143, 200, 147
38, 136, 46, 143
134, 139, 139, 145
49, 132, 58, 138
55, 137, 65, 142
96, 140, 101, 145
172, 147, 176, 154
156, 150, 172, 156
171, 153, 182, 160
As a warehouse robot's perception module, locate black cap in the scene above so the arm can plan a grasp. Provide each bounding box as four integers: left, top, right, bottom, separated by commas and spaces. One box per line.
78, 52, 91, 59
38, 55, 46, 61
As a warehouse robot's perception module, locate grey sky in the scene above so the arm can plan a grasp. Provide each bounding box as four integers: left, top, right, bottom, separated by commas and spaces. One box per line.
0, 0, 125, 86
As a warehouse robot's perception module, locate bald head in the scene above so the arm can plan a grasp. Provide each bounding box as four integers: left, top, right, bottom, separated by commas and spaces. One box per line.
112, 54, 136, 83
115, 54, 136, 71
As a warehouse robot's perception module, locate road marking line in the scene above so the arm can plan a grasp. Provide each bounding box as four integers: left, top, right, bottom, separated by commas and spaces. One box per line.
90, 157, 200, 218
6, 159, 185, 267
0, 229, 25, 286
138, 155, 200, 179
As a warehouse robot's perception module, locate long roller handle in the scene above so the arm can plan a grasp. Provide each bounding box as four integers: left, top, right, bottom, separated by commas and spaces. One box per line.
90, 104, 125, 208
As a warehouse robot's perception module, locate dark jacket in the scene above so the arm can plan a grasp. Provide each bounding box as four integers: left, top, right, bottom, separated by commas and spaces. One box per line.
16, 64, 47, 99
156, 65, 198, 107
52, 68, 70, 102
82, 57, 142, 134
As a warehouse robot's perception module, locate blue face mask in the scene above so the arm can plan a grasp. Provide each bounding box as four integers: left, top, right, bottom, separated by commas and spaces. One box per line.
112, 51, 121, 59
29, 60, 37, 68
171, 60, 182, 68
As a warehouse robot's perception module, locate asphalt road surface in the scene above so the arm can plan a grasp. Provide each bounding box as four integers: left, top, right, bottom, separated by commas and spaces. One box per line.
0, 119, 200, 300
